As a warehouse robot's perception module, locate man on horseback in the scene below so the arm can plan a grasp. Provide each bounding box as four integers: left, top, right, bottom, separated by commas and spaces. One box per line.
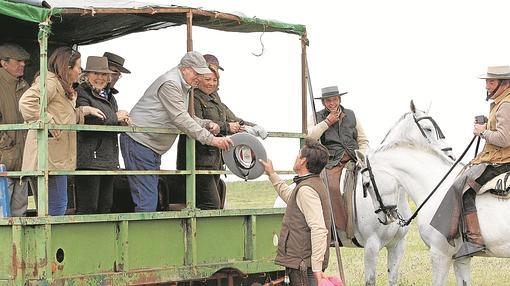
308, 86, 369, 240
431, 66, 510, 259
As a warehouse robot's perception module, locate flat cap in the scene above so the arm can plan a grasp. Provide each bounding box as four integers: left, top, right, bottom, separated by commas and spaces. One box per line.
0, 43, 30, 61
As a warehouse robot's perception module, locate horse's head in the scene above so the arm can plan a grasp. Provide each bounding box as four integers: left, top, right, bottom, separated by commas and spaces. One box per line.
378, 100, 455, 161
356, 150, 401, 225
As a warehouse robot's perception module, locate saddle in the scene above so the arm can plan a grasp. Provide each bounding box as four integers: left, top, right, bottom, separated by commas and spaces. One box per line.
478, 171, 510, 198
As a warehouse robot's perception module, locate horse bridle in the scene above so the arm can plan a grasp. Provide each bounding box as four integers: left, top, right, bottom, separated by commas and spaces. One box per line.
413, 115, 452, 154
360, 157, 403, 225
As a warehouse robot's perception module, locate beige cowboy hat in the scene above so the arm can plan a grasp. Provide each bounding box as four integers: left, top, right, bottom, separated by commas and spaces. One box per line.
83, 56, 115, 74
479, 66, 510, 80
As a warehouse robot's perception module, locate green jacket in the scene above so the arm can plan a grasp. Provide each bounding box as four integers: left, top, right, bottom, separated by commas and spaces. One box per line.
0, 68, 28, 171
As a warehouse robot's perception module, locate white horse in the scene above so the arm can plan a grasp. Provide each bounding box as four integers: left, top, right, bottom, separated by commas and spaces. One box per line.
357, 102, 510, 285
274, 154, 412, 283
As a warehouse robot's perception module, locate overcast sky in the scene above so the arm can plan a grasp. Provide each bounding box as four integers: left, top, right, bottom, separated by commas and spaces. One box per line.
80, 0, 509, 178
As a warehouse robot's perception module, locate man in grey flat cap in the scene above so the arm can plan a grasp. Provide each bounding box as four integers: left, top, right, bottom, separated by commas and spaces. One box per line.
0, 43, 30, 216
308, 85, 369, 240
120, 51, 233, 212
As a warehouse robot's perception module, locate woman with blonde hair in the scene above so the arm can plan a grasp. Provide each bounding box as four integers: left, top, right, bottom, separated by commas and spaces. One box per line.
19, 47, 105, 216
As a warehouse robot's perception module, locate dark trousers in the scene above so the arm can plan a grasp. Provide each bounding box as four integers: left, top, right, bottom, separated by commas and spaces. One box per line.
463, 163, 510, 212
120, 133, 161, 212
75, 175, 114, 214
196, 174, 221, 210
287, 268, 316, 286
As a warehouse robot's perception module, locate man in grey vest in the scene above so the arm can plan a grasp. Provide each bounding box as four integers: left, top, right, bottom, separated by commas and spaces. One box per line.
0, 43, 30, 216
120, 51, 233, 212
308, 85, 369, 239
260, 139, 332, 286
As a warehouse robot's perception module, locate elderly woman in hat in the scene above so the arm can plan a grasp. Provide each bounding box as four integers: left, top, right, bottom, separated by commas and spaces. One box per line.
74, 56, 130, 214
431, 65, 510, 259
19, 47, 105, 216
176, 54, 267, 209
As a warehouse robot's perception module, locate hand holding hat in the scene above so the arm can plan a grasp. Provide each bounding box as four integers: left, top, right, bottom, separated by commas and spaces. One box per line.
258, 159, 274, 176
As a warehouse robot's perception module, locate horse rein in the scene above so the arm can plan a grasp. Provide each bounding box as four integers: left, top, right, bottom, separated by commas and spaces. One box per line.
361, 157, 399, 225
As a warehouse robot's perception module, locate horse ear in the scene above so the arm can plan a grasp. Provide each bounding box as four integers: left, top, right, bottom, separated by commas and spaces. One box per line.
355, 150, 366, 168
410, 100, 417, 114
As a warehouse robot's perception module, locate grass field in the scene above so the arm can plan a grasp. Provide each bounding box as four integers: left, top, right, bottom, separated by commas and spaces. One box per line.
227, 180, 510, 286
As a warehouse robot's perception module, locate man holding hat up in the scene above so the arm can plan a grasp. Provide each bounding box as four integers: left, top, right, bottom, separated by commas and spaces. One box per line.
431, 66, 510, 259
120, 51, 233, 212
0, 43, 30, 216
308, 85, 369, 240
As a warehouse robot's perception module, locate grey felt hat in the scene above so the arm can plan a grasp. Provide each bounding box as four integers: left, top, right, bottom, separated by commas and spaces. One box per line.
222, 133, 267, 180
479, 66, 510, 80
315, 85, 348, 99
83, 56, 115, 74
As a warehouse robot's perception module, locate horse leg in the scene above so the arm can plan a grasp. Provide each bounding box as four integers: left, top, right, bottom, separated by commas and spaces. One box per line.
386, 238, 406, 286
364, 238, 381, 286
430, 248, 452, 286
453, 257, 471, 286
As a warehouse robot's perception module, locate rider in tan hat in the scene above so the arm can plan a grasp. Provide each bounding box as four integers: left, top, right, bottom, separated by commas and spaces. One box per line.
431, 65, 510, 259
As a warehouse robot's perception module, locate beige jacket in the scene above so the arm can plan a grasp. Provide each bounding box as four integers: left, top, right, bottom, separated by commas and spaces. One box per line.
19, 72, 84, 171
0, 68, 28, 171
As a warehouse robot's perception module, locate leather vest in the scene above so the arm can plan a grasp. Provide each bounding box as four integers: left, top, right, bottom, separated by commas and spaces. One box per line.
275, 175, 332, 270
472, 90, 510, 165
316, 107, 358, 168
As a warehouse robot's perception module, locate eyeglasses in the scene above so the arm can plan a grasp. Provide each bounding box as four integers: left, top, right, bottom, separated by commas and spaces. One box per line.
68, 49, 78, 68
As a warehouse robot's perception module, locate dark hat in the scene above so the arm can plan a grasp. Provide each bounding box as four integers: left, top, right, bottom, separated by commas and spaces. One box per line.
479, 66, 510, 80
203, 54, 224, 71
314, 85, 348, 99
0, 43, 30, 61
83, 56, 115, 74
222, 133, 267, 180
180, 51, 211, 74
103, 52, 131, 74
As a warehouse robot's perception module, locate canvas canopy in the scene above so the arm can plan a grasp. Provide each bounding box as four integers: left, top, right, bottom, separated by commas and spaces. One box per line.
0, 0, 306, 45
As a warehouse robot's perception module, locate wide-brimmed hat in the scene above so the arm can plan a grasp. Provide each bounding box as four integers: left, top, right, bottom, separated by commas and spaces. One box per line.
0, 43, 30, 61
222, 133, 267, 180
180, 51, 211, 74
83, 56, 115, 74
103, 52, 131, 74
479, 66, 510, 80
203, 54, 224, 71
314, 85, 348, 99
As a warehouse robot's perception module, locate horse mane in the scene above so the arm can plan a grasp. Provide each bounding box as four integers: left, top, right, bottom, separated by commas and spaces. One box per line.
374, 111, 453, 164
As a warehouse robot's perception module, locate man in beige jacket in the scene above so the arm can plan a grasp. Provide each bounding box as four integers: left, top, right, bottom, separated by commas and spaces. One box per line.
0, 43, 30, 216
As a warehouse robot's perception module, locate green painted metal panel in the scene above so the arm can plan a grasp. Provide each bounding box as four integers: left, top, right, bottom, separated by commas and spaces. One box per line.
128, 220, 185, 270
196, 217, 245, 264
50, 223, 116, 278
255, 214, 283, 260
0, 227, 12, 279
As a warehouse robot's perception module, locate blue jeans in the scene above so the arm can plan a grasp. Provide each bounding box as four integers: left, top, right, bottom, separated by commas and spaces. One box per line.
48, 176, 67, 216
120, 134, 161, 212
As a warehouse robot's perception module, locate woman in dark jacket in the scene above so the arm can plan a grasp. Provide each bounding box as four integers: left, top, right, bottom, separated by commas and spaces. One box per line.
176, 55, 267, 210
75, 56, 130, 214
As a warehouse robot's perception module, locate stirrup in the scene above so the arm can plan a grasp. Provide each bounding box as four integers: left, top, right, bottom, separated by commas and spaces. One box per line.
452, 242, 486, 260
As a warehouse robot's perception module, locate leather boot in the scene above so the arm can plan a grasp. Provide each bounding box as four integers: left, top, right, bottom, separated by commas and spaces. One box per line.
453, 212, 486, 259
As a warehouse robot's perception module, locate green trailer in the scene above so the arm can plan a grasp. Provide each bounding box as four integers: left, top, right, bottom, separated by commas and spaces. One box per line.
0, 1, 310, 285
